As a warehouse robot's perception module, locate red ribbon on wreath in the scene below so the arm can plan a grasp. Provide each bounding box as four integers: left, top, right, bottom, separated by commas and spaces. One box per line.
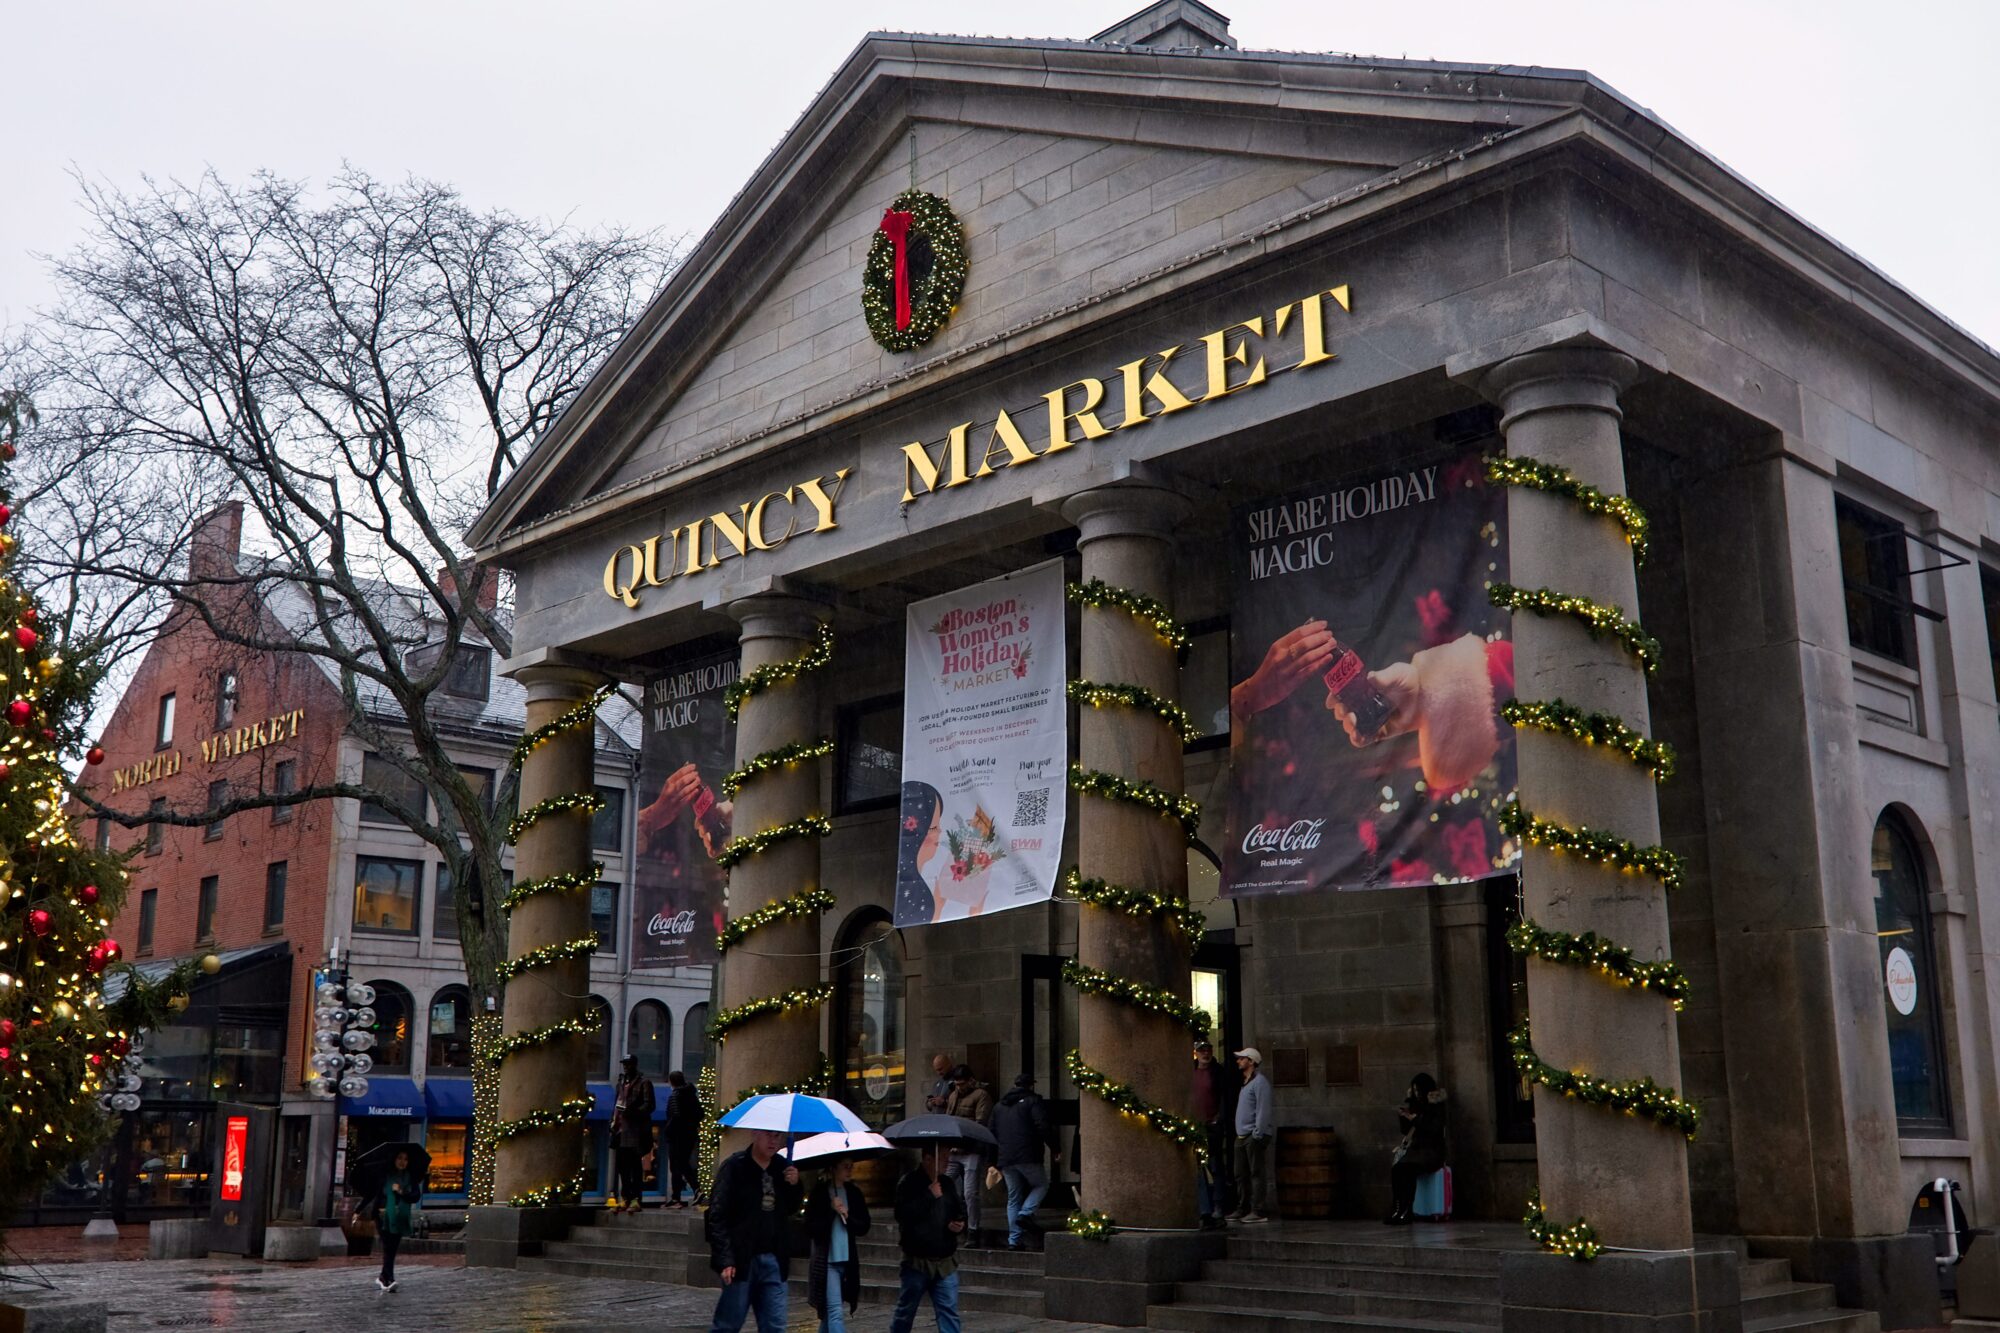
878, 208, 915, 332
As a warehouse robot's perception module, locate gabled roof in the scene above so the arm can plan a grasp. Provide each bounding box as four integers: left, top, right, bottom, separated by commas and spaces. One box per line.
467, 22, 2000, 559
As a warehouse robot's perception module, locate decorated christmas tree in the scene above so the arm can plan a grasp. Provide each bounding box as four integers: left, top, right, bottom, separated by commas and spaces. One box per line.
0, 394, 195, 1232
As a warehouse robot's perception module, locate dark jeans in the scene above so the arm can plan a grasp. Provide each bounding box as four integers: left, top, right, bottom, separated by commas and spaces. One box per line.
379, 1232, 401, 1284
1391, 1151, 1443, 1212
615, 1145, 646, 1203
1233, 1133, 1271, 1214
889, 1264, 961, 1333
710, 1252, 787, 1333
669, 1136, 698, 1201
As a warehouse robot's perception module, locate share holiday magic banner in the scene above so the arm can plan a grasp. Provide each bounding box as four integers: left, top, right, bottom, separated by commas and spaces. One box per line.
895, 561, 1067, 928
1226, 449, 1518, 896
632, 650, 738, 966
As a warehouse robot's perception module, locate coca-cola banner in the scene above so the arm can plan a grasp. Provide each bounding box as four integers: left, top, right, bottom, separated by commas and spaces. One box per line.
633, 649, 739, 966
895, 560, 1068, 928
1225, 448, 1518, 896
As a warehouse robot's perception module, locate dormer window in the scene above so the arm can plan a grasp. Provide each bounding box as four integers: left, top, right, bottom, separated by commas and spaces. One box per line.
443, 644, 490, 701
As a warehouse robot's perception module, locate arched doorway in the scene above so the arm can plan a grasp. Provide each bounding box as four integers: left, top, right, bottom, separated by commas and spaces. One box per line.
1872, 809, 1952, 1134
834, 910, 906, 1130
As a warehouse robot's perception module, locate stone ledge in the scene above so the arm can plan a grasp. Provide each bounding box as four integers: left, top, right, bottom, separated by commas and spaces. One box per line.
1746, 1233, 1939, 1331
1043, 1230, 1224, 1327
0, 1296, 109, 1333
1500, 1249, 1742, 1333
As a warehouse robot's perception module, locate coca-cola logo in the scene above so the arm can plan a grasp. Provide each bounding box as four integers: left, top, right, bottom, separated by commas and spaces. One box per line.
1242, 819, 1325, 854
647, 909, 697, 939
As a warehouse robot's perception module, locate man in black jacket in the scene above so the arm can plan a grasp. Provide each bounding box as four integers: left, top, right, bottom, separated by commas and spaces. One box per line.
664, 1070, 703, 1206
705, 1129, 801, 1333
990, 1073, 1056, 1250
611, 1054, 656, 1213
889, 1152, 967, 1333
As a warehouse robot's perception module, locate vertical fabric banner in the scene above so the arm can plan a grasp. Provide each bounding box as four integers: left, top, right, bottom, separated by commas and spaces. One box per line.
633, 650, 739, 966
1226, 449, 1518, 896
896, 560, 1068, 927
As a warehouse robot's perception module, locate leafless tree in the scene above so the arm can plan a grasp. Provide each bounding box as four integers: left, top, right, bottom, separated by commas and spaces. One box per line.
26, 169, 674, 1199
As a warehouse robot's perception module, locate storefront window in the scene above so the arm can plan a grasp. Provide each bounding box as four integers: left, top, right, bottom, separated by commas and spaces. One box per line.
427, 986, 473, 1071
367, 981, 414, 1073
628, 1000, 670, 1078
1872, 812, 1952, 1133
425, 1121, 468, 1195
126, 1109, 211, 1210
835, 912, 905, 1131
682, 1004, 710, 1080
354, 856, 422, 934
211, 1023, 284, 1100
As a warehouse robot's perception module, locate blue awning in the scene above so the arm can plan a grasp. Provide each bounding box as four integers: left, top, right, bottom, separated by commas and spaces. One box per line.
345, 1076, 423, 1118
424, 1078, 473, 1119
587, 1082, 615, 1121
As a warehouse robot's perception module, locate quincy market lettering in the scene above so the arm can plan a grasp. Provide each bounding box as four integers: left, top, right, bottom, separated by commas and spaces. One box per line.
601, 282, 1352, 612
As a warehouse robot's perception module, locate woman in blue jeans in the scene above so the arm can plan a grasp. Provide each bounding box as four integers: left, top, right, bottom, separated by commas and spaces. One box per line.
805, 1159, 871, 1333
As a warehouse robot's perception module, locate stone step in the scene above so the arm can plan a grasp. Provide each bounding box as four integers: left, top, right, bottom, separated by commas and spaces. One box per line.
1741, 1256, 1796, 1291
1741, 1281, 1852, 1321
1220, 1236, 1507, 1272
1149, 1302, 1492, 1333
1742, 1311, 1880, 1333
515, 1255, 1043, 1315
1197, 1259, 1497, 1300
1177, 1279, 1496, 1326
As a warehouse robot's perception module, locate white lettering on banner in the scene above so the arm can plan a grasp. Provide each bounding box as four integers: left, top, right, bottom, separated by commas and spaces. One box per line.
1241, 819, 1327, 855
647, 909, 698, 941
1245, 466, 1440, 581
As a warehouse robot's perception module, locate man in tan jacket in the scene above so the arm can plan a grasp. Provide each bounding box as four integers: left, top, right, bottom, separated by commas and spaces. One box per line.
942, 1064, 994, 1245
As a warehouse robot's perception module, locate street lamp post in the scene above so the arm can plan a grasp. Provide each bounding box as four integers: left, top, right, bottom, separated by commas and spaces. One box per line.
308, 940, 376, 1224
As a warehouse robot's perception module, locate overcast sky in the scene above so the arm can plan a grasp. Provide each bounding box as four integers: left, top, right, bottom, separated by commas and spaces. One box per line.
5, 0, 1998, 349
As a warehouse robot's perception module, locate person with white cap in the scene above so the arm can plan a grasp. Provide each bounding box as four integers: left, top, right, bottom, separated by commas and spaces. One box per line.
1229, 1046, 1275, 1224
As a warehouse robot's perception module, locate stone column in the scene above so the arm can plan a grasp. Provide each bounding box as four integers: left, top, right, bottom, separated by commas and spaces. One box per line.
1062, 485, 1195, 1232
1481, 348, 1693, 1251
715, 594, 829, 1110
493, 664, 602, 1208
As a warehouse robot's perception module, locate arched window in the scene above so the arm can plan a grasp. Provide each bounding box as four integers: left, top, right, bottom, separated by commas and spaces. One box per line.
1872, 812, 1952, 1132
835, 911, 905, 1130
364, 981, 413, 1074
682, 1004, 711, 1081
427, 985, 473, 1072
585, 995, 613, 1078
628, 1000, 671, 1079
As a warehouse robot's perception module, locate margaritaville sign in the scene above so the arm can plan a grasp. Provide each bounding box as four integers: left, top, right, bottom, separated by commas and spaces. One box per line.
601, 283, 1353, 611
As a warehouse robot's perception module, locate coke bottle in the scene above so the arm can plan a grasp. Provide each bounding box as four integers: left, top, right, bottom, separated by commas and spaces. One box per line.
1323, 642, 1393, 738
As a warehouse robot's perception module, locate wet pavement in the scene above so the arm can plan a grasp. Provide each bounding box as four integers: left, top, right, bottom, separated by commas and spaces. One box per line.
2, 1256, 1116, 1332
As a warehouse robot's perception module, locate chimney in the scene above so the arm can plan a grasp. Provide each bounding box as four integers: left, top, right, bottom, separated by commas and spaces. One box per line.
188, 501, 244, 583
1090, 0, 1236, 49
438, 563, 500, 613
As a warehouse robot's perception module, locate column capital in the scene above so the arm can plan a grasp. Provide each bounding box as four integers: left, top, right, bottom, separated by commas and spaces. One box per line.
1061, 484, 1191, 548
724, 591, 830, 646
1475, 347, 1641, 433
512, 662, 609, 708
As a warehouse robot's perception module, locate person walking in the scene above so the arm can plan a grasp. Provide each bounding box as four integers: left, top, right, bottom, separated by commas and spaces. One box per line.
1230, 1047, 1274, 1224
664, 1070, 703, 1207
941, 1064, 994, 1245
705, 1128, 802, 1333
890, 1150, 967, 1333
805, 1158, 872, 1333
369, 1149, 422, 1292
612, 1054, 656, 1213
1191, 1041, 1234, 1228
1385, 1072, 1449, 1225
990, 1073, 1056, 1250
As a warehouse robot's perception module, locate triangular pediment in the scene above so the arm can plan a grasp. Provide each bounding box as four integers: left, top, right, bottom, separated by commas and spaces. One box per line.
470, 33, 1585, 551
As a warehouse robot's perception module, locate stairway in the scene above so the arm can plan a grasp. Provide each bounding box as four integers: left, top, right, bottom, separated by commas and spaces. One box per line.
1143, 1229, 1883, 1333
514, 1206, 1050, 1318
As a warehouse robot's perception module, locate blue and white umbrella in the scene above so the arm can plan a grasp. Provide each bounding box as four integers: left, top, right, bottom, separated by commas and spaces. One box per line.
719, 1093, 870, 1140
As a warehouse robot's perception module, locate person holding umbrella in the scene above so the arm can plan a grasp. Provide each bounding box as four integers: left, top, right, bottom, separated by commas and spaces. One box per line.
891, 1142, 967, 1333
804, 1156, 872, 1333
706, 1128, 802, 1333
362, 1147, 424, 1292
612, 1053, 656, 1213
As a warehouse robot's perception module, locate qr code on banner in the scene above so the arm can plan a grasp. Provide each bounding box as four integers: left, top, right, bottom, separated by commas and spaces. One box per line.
1013, 787, 1051, 828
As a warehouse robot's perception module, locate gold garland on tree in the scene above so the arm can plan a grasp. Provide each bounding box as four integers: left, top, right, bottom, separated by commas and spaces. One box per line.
1488, 453, 1698, 1258
1061, 580, 1206, 1239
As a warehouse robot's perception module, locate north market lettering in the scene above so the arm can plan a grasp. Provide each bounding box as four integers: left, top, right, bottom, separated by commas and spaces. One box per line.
109, 707, 309, 793
599, 281, 1353, 613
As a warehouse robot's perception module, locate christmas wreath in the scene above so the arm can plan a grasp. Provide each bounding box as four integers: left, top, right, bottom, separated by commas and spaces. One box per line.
862, 189, 967, 353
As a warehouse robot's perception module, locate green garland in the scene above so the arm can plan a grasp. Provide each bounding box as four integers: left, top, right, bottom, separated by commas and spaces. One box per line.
493, 1094, 594, 1142
1486, 454, 1651, 565
1507, 918, 1689, 1009
1067, 579, 1191, 660
707, 982, 836, 1043
1508, 1023, 1701, 1138
509, 682, 618, 772
862, 189, 969, 353
1068, 679, 1201, 744
724, 623, 834, 720
501, 863, 604, 913
482, 1006, 607, 1067
1500, 803, 1684, 893
495, 933, 600, 982
719, 884, 838, 953
1067, 1209, 1115, 1240
505, 790, 607, 845
1488, 582, 1661, 674
508, 1165, 588, 1210
712, 814, 833, 870
722, 738, 836, 799
1069, 764, 1202, 841
1063, 960, 1210, 1037
1500, 699, 1676, 781
1064, 871, 1207, 944
1066, 1049, 1208, 1159
1524, 1194, 1603, 1260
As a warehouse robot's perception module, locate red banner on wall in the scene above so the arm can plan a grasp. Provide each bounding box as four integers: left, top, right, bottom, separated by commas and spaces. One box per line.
221, 1115, 249, 1202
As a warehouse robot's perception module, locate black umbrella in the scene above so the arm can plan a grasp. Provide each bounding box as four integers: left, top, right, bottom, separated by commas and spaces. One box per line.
883, 1114, 995, 1175
349, 1141, 432, 1199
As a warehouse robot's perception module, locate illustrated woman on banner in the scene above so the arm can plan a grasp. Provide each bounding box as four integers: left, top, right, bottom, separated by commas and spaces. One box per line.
896, 781, 998, 924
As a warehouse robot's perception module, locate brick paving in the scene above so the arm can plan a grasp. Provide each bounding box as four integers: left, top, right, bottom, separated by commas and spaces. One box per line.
1, 1256, 1117, 1332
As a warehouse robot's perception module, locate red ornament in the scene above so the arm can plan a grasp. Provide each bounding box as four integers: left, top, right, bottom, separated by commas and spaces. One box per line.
98, 939, 121, 963
19, 608, 33, 624
5, 700, 29, 726
110, 1037, 130, 1057
0, 443, 15, 460
86, 746, 106, 766
40, 727, 53, 741
86, 952, 108, 975
79, 883, 99, 905
0, 504, 14, 526
14, 626, 35, 650
0, 1018, 13, 1041
0, 762, 14, 782
0, 1047, 10, 1064
26, 908, 51, 937
88, 1052, 103, 1067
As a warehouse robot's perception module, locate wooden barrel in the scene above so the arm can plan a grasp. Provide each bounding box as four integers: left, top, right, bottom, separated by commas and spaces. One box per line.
1275, 1126, 1338, 1219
